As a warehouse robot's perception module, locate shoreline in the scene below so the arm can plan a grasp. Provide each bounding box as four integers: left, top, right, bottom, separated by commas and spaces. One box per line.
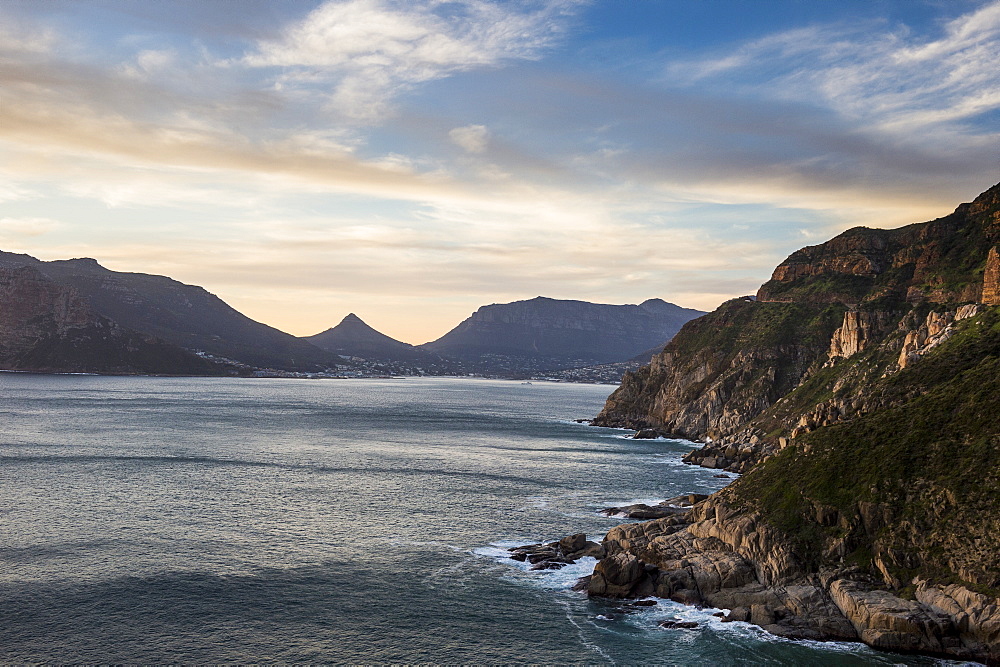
504, 426, 999, 665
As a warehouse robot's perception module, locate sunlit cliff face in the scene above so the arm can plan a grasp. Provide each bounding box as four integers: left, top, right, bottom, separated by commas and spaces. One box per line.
1, 0, 999, 343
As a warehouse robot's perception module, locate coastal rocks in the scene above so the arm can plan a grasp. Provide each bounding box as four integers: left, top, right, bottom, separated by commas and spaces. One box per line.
632, 428, 662, 439
600, 494, 708, 519
589, 552, 651, 598
828, 579, 958, 655
508, 533, 604, 570
577, 495, 1000, 661
587, 510, 860, 640
682, 443, 760, 473
916, 580, 1000, 661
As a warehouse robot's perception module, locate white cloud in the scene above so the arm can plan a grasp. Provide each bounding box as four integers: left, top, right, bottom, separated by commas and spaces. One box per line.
668, 1, 1000, 137
243, 0, 580, 119
0, 15, 56, 55
449, 124, 491, 153
119, 49, 177, 80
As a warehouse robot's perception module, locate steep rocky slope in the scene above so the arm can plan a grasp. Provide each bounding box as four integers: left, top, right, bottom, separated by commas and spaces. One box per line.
423, 296, 703, 373
586, 181, 1000, 662
0, 252, 335, 371
0, 266, 226, 375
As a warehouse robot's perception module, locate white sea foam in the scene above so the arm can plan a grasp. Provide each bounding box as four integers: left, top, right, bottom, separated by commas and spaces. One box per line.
473, 540, 599, 592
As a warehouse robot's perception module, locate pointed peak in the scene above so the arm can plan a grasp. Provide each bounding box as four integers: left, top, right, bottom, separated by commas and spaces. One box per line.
331, 313, 383, 335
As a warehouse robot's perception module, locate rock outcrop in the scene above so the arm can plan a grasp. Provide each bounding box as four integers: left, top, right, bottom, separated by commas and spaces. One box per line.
984, 246, 1000, 306
508, 533, 605, 570
565, 493, 1000, 662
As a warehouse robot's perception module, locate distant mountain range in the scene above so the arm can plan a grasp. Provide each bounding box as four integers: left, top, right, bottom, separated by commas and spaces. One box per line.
421, 296, 704, 372
0, 250, 703, 377
301, 298, 704, 376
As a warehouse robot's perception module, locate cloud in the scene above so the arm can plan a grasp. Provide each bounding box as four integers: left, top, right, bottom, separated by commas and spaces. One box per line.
242, 0, 580, 119
0, 13, 56, 55
0, 97, 468, 203
119, 49, 177, 80
666, 1, 1000, 136
448, 124, 491, 153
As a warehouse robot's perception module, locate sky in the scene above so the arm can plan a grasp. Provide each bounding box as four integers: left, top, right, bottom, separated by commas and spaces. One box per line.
1, 0, 998, 344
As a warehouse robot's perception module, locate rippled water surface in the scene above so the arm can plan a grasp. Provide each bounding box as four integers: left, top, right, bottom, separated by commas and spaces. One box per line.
0, 374, 948, 664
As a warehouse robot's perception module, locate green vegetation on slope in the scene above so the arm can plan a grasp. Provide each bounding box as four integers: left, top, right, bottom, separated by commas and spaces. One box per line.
669, 299, 846, 357
729, 306, 1000, 594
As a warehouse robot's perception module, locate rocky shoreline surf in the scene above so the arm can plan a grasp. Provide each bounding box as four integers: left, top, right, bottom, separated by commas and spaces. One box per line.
502, 472, 999, 665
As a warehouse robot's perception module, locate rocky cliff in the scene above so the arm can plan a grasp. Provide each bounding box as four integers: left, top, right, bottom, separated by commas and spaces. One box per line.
0, 266, 226, 375
586, 181, 1000, 662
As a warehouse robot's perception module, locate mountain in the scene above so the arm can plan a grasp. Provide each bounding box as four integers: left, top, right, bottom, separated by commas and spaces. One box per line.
304, 313, 446, 368
586, 182, 1000, 662
422, 296, 704, 373
0, 252, 336, 371
0, 265, 226, 375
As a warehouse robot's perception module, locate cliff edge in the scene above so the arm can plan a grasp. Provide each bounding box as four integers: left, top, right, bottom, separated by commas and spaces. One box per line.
588, 181, 1000, 662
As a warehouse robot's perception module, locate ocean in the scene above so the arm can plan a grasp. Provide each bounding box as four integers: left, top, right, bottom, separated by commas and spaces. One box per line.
0, 374, 950, 664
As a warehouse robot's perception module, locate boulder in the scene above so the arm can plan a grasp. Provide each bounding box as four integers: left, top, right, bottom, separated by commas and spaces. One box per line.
726, 607, 750, 622
829, 579, 955, 655
588, 552, 645, 598
559, 533, 587, 554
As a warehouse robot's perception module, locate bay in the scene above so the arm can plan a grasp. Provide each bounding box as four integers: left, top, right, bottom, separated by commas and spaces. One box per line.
0, 374, 944, 664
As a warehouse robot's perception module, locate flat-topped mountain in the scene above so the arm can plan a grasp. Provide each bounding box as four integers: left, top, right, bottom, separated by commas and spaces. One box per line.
422, 296, 704, 372
588, 181, 1000, 662
304, 313, 442, 365
0, 265, 225, 375
0, 252, 336, 371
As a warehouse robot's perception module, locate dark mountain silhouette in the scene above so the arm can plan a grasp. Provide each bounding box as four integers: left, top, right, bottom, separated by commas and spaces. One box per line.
305, 313, 441, 364
0, 265, 227, 375
421, 296, 704, 371
0, 252, 336, 371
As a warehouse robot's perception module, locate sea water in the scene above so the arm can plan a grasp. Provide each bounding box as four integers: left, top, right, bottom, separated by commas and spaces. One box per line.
0, 374, 953, 664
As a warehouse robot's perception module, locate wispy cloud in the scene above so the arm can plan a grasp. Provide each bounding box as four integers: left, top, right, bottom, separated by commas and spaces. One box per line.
242, 0, 581, 120
667, 1, 1000, 136
449, 124, 491, 153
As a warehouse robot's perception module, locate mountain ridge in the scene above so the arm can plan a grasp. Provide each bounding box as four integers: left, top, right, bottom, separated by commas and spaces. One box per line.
584, 181, 1000, 662
0, 264, 226, 375
423, 296, 704, 372
0, 252, 337, 371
